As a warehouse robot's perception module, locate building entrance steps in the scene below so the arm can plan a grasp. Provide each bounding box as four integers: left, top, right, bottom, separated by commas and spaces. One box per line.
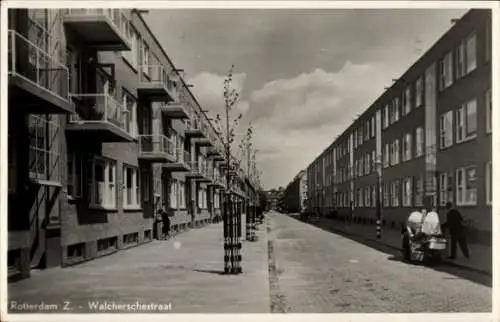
8, 222, 271, 313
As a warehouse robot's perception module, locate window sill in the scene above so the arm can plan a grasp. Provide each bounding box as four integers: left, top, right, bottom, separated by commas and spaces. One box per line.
456, 135, 477, 145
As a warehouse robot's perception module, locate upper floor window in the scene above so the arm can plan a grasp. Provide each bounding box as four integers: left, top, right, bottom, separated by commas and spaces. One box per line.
439, 51, 453, 91
415, 77, 424, 107
415, 127, 424, 158
403, 87, 412, 115
122, 90, 137, 138
392, 97, 400, 123
456, 33, 477, 79
371, 116, 376, 137
486, 89, 492, 134
383, 105, 389, 129
383, 143, 389, 168
365, 121, 370, 141
402, 133, 412, 162
88, 157, 117, 209
456, 98, 477, 143
439, 110, 453, 149
141, 41, 150, 76
391, 139, 400, 166
122, 22, 139, 70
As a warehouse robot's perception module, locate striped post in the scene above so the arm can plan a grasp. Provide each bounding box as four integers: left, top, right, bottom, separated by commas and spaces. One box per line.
246, 200, 252, 241
223, 195, 231, 274
376, 219, 382, 239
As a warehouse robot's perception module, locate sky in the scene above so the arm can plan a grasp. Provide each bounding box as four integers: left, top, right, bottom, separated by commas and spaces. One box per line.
145, 8, 468, 190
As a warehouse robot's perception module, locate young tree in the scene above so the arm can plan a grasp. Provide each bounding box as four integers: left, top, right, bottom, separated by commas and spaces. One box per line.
213, 65, 244, 274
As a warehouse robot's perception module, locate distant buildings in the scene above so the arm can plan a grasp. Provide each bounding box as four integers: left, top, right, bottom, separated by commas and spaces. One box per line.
265, 188, 284, 211
281, 170, 308, 214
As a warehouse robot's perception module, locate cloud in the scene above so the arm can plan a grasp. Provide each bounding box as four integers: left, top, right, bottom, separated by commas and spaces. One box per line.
247, 61, 394, 188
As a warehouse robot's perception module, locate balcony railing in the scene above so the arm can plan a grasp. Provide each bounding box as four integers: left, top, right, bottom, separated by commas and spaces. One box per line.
138, 65, 177, 102
8, 29, 71, 111
63, 9, 130, 51
68, 93, 127, 130
138, 134, 175, 160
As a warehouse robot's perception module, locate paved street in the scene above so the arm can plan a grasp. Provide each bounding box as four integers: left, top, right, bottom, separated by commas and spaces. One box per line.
267, 212, 492, 313
8, 222, 270, 314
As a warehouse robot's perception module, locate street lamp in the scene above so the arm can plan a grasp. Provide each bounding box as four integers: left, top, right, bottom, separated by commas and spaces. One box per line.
373, 157, 383, 239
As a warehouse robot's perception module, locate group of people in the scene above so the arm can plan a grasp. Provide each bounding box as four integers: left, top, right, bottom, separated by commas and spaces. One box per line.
404, 202, 470, 260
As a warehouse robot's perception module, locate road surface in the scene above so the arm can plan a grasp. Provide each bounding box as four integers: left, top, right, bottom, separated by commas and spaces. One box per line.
267, 212, 491, 313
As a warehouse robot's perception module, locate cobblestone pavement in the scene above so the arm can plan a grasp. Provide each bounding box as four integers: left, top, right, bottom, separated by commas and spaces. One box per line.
7, 222, 270, 314
268, 213, 492, 313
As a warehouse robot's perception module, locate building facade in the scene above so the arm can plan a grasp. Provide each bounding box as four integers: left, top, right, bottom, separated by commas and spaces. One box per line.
282, 170, 307, 214
304, 9, 492, 245
7, 8, 257, 280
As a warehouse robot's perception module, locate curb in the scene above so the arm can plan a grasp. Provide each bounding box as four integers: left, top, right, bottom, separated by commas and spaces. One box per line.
303, 218, 491, 276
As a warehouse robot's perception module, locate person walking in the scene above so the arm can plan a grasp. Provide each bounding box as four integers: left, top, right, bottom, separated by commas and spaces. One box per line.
442, 202, 470, 260
160, 206, 171, 240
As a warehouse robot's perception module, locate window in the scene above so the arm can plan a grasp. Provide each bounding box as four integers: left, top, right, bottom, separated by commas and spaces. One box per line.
170, 179, 178, 209
365, 186, 371, 207
371, 185, 377, 207
486, 162, 492, 205
365, 121, 370, 140
391, 139, 400, 165
486, 89, 492, 134
415, 127, 424, 158
365, 153, 371, 175
28, 115, 61, 182
439, 172, 453, 206
141, 169, 150, 203
67, 152, 83, 198
383, 144, 389, 168
391, 180, 400, 207
439, 51, 453, 90
359, 127, 363, 145
383, 183, 390, 207
141, 42, 150, 76
383, 105, 389, 129
371, 116, 376, 138
371, 150, 377, 172
122, 90, 137, 137
439, 111, 453, 149
403, 87, 411, 115
414, 176, 424, 206
456, 99, 477, 142
357, 189, 363, 207
88, 158, 116, 208
402, 177, 412, 207
403, 133, 412, 162
123, 166, 140, 209
456, 34, 477, 78
392, 97, 400, 123
456, 166, 477, 206
415, 77, 423, 107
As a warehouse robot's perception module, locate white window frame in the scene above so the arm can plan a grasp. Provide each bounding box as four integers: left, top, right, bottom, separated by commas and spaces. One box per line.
371, 184, 376, 207
415, 176, 424, 207
403, 133, 412, 162
383, 144, 389, 168
391, 139, 400, 165
383, 183, 390, 207
391, 180, 400, 207
365, 186, 371, 207
123, 165, 140, 209
383, 105, 389, 129
465, 33, 477, 74
122, 23, 138, 70
486, 89, 492, 134
439, 111, 453, 149
393, 97, 400, 123
439, 51, 453, 90
415, 127, 424, 157
371, 116, 376, 138
415, 77, 423, 108
456, 99, 477, 143
169, 179, 177, 209
486, 162, 492, 205
141, 41, 150, 76
402, 177, 412, 207
439, 172, 452, 206
403, 87, 411, 115
88, 157, 117, 209
122, 90, 138, 138
456, 165, 477, 206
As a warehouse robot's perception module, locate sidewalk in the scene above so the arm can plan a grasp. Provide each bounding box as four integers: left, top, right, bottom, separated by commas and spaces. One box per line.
301, 216, 492, 275
7, 222, 270, 314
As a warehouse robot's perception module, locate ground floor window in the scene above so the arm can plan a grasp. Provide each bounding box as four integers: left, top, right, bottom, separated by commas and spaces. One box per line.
87, 157, 116, 208
178, 181, 186, 209
439, 171, 453, 206
414, 176, 424, 206
364, 186, 371, 207
383, 183, 390, 207
456, 165, 477, 206
391, 180, 400, 207
123, 165, 140, 209
402, 177, 412, 207
170, 179, 178, 209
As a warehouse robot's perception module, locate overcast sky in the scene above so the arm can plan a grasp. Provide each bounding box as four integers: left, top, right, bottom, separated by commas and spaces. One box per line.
145, 8, 467, 190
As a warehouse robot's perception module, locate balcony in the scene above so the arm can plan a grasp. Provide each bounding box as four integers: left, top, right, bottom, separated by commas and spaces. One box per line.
138, 135, 176, 163
163, 149, 190, 172
8, 30, 73, 114
63, 9, 131, 51
198, 165, 213, 183
186, 161, 204, 180
138, 66, 177, 102
193, 122, 212, 146
160, 102, 190, 119
65, 93, 134, 142
185, 117, 205, 139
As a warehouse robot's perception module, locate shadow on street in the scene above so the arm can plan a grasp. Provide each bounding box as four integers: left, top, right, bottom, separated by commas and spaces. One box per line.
286, 214, 492, 288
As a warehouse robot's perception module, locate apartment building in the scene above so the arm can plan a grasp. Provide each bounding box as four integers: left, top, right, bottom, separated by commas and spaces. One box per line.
304, 9, 492, 245
282, 170, 306, 214
7, 8, 256, 281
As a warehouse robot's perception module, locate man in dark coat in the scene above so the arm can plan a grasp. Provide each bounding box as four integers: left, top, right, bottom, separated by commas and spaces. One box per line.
160, 207, 170, 240
442, 202, 470, 259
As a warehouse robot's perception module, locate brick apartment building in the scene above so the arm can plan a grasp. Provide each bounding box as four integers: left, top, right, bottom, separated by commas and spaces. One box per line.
7, 8, 258, 280
282, 170, 307, 214
305, 9, 492, 245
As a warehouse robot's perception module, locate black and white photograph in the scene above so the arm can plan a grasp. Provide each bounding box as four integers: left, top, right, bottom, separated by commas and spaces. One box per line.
1, 1, 497, 320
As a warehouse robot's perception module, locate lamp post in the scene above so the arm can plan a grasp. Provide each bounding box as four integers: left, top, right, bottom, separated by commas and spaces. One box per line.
373, 157, 383, 239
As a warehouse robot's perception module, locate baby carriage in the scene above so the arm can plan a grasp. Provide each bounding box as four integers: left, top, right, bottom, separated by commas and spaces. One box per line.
402, 210, 447, 265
